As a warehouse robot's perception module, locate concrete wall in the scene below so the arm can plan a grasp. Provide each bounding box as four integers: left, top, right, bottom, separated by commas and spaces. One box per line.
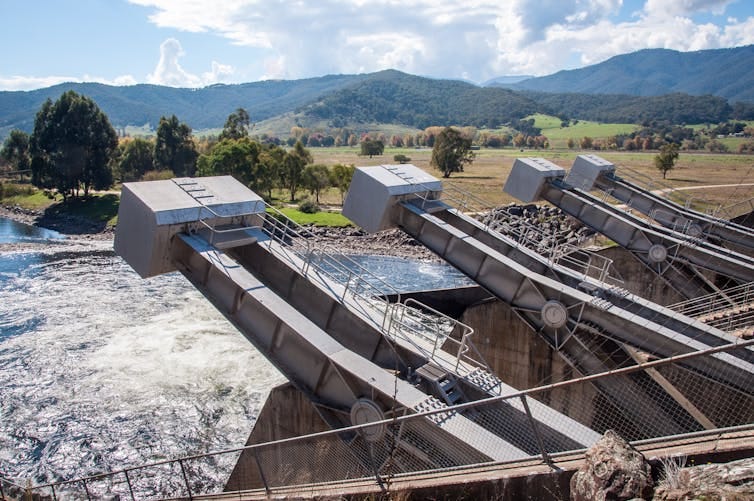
597, 246, 686, 305
224, 383, 331, 492
224, 246, 711, 492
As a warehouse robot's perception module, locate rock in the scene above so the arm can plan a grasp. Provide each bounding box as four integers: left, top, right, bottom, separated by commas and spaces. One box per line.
653, 456, 754, 500
570, 430, 653, 501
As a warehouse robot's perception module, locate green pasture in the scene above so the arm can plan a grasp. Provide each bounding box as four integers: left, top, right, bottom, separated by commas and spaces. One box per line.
528, 114, 638, 148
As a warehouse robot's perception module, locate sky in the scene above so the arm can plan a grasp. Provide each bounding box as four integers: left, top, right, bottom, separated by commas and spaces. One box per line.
1, 0, 753, 91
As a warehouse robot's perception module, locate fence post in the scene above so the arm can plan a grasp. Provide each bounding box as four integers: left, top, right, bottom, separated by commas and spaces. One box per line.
519, 395, 554, 468
178, 460, 193, 500
124, 470, 136, 501
253, 448, 271, 494
81, 479, 92, 501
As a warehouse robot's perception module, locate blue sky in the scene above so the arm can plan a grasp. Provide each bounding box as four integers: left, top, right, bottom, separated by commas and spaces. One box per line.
1, 0, 753, 91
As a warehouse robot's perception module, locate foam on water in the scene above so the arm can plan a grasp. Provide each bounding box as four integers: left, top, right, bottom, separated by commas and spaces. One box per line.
0, 230, 470, 496
0, 238, 283, 493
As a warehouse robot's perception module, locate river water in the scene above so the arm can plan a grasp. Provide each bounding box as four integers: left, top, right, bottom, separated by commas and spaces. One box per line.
0, 217, 468, 495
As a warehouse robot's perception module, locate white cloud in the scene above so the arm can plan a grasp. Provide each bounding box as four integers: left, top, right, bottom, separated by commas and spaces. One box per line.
644, 0, 735, 18
127, 1, 754, 83
146, 38, 235, 87
147, 38, 200, 87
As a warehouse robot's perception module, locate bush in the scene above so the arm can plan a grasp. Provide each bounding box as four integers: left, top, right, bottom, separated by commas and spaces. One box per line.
0, 182, 35, 199
141, 170, 175, 181
298, 199, 320, 214
393, 154, 411, 164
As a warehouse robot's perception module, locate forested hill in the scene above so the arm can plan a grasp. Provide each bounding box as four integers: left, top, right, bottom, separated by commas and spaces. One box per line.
0, 73, 369, 136
1, 56, 753, 141
296, 70, 747, 127
502, 45, 754, 103
298, 69, 540, 129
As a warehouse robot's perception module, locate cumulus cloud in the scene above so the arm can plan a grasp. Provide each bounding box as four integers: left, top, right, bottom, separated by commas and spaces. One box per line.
127, 0, 754, 83
644, 0, 735, 18
146, 38, 235, 87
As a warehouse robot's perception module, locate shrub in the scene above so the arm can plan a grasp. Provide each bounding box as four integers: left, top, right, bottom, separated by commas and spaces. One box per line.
393, 154, 411, 164
141, 170, 175, 181
0, 182, 35, 199
298, 199, 319, 214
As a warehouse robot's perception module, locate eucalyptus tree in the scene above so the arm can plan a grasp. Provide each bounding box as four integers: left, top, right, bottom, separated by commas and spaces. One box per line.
219, 108, 251, 141
116, 137, 154, 182
154, 115, 198, 177
281, 141, 313, 202
1, 129, 31, 173
430, 126, 475, 178
302, 164, 331, 204
30, 91, 117, 199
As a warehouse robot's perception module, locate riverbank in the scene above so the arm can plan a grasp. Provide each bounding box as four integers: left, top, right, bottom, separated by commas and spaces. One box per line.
0, 204, 114, 241
0, 203, 443, 260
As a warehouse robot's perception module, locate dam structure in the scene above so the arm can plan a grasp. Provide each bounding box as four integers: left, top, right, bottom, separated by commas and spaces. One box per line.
342, 164, 754, 439
8, 167, 754, 500
102, 175, 598, 494
566, 153, 754, 255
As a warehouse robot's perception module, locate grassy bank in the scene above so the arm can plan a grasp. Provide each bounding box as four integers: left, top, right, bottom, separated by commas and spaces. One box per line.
3, 147, 754, 230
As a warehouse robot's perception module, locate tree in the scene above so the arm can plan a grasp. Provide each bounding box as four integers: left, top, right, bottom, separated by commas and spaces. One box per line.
302, 164, 331, 204
281, 141, 313, 201
219, 108, 251, 141
654, 143, 680, 179
430, 127, 475, 178
360, 138, 384, 158
116, 138, 154, 182
154, 115, 198, 177
255, 145, 285, 199
1, 129, 31, 173
329, 163, 355, 203
30, 91, 117, 199
197, 138, 259, 185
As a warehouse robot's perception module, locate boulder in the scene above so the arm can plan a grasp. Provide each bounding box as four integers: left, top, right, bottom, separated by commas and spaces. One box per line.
653, 456, 754, 500
570, 430, 653, 501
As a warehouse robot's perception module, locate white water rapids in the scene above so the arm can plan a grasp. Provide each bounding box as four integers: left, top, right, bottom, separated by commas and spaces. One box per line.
0, 222, 468, 497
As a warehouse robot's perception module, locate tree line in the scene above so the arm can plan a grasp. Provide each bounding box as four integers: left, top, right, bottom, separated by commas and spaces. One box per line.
0, 91, 361, 204
0, 91, 481, 205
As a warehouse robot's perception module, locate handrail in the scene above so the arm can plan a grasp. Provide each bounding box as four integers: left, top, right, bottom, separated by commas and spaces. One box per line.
19, 337, 754, 500
669, 281, 754, 318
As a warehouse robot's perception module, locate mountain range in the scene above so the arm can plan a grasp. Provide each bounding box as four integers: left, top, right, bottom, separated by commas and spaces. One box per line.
1, 45, 753, 140
501, 45, 754, 103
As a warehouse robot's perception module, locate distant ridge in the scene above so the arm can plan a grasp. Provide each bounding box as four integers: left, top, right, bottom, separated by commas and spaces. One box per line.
482, 75, 535, 86
0, 74, 369, 136
497, 45, 754, 103
1, 44, 754, 141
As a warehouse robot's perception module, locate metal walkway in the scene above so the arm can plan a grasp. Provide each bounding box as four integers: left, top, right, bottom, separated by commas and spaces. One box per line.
505, 157, 754, 299
113, 176, 598, 477
343, 165, 754, 436
566, 154, 754, 254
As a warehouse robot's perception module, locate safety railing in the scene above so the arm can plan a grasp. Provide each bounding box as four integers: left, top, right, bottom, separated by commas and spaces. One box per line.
386, 298, 496, 378
179, 187, 493, 375
605, 167, 718, 214
387, 170, 615, 287
714, 197, 754, 223
668, 281, 754, 333
14, 338, 754, 501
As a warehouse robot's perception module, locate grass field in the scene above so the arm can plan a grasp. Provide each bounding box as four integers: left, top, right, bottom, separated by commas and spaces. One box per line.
309, 147, 754, 212
527, 114, 639, 149
3, 147, 754, 225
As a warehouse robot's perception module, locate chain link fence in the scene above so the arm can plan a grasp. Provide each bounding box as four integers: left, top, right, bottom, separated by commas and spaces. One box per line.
5, 338, 750, 501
